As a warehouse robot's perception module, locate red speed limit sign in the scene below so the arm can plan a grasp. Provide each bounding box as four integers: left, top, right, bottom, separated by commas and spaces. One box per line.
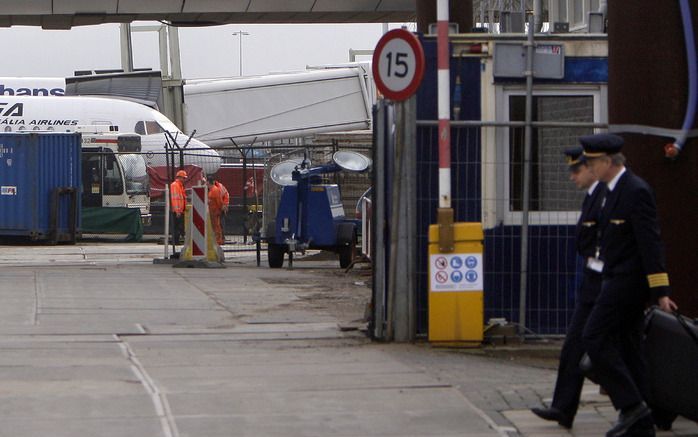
372, 28, 425, 101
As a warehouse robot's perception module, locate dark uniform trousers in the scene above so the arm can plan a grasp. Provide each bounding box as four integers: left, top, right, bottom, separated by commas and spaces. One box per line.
583, 272, 649, 410
172, 214, 185, 245
551, 183, 605, 417
551, 270, 601, 417
581, 170, 669, 412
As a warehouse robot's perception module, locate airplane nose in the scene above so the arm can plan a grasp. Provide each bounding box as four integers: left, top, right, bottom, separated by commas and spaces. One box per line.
189, 138, 221, 174
190, 138, 218, 156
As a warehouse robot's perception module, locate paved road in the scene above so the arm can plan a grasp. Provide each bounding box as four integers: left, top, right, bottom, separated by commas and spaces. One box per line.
0, 243, 497, 437
0, 243, 695, 437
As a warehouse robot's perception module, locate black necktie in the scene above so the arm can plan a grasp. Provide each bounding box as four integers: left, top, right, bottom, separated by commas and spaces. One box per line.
597, 185, 611, 240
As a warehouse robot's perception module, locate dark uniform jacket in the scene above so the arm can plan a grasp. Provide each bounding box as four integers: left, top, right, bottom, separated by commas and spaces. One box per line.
598, 169, 670, 299
575, 182, 606, 303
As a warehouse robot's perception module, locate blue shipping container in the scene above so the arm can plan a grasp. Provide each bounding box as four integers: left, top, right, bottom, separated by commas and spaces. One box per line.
0, 132, 81, 242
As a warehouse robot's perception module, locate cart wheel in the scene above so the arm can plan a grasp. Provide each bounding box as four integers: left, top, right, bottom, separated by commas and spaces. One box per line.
338, 231, 357, 269
268, 244, 285, 268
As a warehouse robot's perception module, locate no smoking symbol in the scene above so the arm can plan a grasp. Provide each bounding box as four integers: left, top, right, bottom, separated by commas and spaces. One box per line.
435, 271, 448, 284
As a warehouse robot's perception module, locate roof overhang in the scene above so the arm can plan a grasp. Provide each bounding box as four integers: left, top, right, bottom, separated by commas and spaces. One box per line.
0, 1, 416, 29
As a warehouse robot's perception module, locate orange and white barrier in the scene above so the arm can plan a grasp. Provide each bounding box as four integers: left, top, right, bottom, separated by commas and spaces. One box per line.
190, 186, 207, 259
180, 185, 224, 264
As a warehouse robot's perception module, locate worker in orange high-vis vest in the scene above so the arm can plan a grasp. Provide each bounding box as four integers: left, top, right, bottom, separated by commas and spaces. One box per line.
215, 180, 230, 213
214, 179, 229, 243
170, 170, 187, 245
207, 176, 225, 246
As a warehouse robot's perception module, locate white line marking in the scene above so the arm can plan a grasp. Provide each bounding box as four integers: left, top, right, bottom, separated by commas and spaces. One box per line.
116, 335, 179, 437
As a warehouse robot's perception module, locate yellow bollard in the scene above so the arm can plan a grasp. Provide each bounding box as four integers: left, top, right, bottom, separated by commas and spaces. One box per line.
428, 222, 484, 345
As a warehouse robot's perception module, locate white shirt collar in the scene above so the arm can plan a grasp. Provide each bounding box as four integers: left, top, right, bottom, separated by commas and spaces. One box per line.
607, 166, 627, 192
587, 180, 599, 196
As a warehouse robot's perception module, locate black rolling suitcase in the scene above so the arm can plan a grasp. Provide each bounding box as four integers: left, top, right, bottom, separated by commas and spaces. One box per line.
644, 307, 698, 428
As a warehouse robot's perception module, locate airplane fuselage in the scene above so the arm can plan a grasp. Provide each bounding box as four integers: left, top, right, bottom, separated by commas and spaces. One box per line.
0, 82, 221, 175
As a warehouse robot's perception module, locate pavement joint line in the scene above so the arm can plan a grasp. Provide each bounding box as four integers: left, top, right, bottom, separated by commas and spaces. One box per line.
458, 385, 518, 437
292, 383, 455, 393
115, 334, 180, 437
32, 271, 40, 326
172, 269, 245, 320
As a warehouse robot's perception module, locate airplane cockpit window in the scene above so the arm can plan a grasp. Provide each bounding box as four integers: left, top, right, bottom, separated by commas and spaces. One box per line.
145, 121, 164, 134
135, 120, 166, 135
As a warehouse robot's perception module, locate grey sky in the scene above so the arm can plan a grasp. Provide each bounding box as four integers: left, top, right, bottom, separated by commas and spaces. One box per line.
0, 22, 415, 79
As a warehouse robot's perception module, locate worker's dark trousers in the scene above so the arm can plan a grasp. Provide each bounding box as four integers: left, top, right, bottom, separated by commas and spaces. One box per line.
172, 214, 185, 245
582, 274, 649, 411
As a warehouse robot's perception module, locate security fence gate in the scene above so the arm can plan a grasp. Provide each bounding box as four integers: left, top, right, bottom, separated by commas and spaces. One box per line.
373, 99, 608, 339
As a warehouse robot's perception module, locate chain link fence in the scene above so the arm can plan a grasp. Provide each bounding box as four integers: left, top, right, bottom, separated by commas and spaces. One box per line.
416, 119, 599, 336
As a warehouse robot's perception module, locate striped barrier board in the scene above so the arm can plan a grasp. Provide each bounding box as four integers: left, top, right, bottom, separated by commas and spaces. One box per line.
190, 186, 207, 258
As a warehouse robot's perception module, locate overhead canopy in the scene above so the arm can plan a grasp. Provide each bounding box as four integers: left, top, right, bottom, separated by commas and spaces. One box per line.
0, 1, 416, 29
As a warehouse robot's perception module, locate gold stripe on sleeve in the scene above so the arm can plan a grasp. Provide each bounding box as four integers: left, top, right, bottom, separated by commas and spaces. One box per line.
647, 273, 670, 288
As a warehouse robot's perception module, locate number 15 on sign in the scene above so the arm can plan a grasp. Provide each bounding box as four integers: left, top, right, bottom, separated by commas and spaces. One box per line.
372, 28, 425, 101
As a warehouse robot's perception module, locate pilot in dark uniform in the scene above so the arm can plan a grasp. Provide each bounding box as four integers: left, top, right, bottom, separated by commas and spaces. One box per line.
531, 146, 605, 429
580, 134, 677, 437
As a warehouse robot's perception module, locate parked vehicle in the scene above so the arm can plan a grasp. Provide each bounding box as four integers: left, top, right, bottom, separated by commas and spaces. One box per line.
79, 128, 151, 226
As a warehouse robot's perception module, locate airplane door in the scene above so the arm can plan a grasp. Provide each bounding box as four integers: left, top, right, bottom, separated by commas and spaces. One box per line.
81, 148, 103, 208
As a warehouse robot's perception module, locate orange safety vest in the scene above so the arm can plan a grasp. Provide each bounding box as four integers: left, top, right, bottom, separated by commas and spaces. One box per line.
215, 181, 230, 207
170, 179, 186, 214
208, 184, 224, 215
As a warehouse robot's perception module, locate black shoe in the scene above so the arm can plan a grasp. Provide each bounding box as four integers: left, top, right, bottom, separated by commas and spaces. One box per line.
531, 407, 573, 429
625, 416, 656, 437
651, 407, 676, 431
606, 403, 651, 437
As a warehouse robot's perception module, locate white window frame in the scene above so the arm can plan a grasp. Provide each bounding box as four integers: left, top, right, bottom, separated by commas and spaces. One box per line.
550, 0, 599, 32
493, 84, 607, 226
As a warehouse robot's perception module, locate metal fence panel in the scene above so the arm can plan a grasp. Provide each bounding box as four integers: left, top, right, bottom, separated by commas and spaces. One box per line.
416, 122, 597, 336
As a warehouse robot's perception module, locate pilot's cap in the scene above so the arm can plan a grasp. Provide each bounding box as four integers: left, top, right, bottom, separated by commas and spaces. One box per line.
564, 146, 585, 169
580, 134, 624, 158
176, 170, 188, 179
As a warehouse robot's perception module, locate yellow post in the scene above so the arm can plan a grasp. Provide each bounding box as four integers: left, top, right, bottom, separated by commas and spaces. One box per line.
428, 222, 484, 345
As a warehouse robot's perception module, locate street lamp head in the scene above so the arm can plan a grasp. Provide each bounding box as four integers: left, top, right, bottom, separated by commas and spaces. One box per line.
232, 31, 251, 76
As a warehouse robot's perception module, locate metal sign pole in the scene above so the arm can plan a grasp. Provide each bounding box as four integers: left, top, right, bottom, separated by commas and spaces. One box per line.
437, 0, 454, 252
519, 14, 536, 335
164, 184, 170, 259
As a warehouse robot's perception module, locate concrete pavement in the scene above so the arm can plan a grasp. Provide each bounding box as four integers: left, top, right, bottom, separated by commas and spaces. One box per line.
0, 242, 695, 436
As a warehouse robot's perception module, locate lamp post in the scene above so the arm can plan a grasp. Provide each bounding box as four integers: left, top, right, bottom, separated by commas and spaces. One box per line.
232, 31, 250, 76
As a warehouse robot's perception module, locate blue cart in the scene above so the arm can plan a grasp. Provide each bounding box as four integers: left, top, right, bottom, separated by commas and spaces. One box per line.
266, 151, 370, 268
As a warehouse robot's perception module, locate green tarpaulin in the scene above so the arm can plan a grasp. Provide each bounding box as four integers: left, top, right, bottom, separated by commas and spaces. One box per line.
81, 207, 143, 241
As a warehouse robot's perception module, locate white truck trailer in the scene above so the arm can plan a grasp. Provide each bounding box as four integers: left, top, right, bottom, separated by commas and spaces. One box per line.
182, 66, 374, 147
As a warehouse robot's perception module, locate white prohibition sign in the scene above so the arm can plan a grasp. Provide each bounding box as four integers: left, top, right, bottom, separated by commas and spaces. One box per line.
372, 29, 425, 101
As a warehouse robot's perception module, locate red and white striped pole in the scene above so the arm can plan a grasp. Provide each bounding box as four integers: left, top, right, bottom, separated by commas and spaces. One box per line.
190, 186, 208, 259
437, 0, 454, 251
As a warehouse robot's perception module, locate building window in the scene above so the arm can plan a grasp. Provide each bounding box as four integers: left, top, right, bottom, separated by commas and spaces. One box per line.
508, 95, 594, 213
573, 0, 585, 26
558, 0, 568, 22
